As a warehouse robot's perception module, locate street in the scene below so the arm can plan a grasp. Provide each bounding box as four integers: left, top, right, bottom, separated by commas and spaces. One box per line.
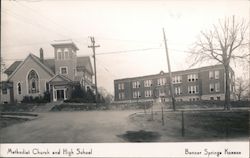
0, 111, 140, 143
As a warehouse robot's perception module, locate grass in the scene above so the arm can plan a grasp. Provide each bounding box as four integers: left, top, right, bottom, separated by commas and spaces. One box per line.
0, 112, 38, 129
1, 112, 38, 117
118, 130, 161, 142
0, 117, 29, 129
0, 103, 41, 112
130, 110, 249, 141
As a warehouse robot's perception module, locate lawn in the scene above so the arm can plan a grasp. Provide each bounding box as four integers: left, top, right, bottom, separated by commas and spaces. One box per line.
0, 113, 38, 129
0, 117, 29, 129
128, 110, 249, 142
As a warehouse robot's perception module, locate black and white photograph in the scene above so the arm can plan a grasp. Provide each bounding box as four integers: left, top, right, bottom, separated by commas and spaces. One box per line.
0, 0, 249, 157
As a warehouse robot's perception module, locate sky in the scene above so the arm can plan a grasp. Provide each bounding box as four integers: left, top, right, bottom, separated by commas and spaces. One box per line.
1, 0, 249, 94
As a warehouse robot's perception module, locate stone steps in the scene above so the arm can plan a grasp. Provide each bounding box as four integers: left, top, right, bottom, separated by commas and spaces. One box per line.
33, 101, 63, 112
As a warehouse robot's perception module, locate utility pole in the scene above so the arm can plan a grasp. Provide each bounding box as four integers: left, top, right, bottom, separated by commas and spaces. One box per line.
88, 37, 100, 106
162, 28, 176, 111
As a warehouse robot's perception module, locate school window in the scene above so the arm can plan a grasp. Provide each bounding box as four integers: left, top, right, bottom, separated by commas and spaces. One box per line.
210, 83, 215, 92
145, 90, 152, 97
176, 98, 183, 102
157, 78, 166, 85
215, 70, 220, 79
217, 96, 220, 100
159, 89, 165, 96
144, 80, 152, 87
172, 75, 182, 83
118, 92, 125, 100
133, 91, 140, 98
187, 74, 198, 82
210, 97, 214, 100
215, 83, 220, 92
209, 71, 214, 79
132, 81, 140, 88
60, 67, 68, 75
188, 85, 198, 94
118, 83, 124, 90
175, 87, 181, 95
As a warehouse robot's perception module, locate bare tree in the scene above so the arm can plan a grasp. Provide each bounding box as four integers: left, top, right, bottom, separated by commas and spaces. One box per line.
235, 77, 248, 101
190, 16, 249, 110
98, 87, 114, 104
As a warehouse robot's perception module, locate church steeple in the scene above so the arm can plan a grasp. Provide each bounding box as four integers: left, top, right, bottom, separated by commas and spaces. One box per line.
51, 40, 79, 80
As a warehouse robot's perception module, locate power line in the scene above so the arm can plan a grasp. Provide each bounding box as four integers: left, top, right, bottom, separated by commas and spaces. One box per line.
2, 9, 68, 38
95, 58, 117, 78
15, 1, 82, 38
2, 47, 193, 62
96, 47, 163, 55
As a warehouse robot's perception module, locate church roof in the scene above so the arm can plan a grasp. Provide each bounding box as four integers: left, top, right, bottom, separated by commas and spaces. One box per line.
51, 40, 79, 50
4, 55, 93, 76
4, 61, 22, 76
77, 56, 93, 74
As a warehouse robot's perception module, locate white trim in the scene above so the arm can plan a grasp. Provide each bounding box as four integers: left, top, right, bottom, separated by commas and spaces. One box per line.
26, 69, 40, 94
53, 86, 56, 101
48, 74, 72, 83
8, 54, 54, 81
60, 66, 68, 75
17, 82, 22, 95
53, 88, 67, 101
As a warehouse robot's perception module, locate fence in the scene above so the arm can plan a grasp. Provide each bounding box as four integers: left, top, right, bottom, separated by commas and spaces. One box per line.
133, 109, 249, 139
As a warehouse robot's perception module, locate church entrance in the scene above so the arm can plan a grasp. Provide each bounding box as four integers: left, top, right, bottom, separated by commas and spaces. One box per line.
48, 74, 74, 102
56, 90, 65, 101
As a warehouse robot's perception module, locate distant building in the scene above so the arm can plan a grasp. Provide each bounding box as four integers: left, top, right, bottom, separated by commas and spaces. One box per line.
114, 64, 236, 103
1, 40, 94, 104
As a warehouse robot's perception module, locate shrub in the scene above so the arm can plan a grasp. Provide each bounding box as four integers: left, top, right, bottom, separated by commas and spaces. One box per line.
68, 85, 97, 103
21, 91, 50, 103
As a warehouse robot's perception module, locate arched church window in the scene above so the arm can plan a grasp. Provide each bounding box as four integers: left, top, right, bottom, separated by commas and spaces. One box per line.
17, 82, 21, 95
28, 70, 39, 93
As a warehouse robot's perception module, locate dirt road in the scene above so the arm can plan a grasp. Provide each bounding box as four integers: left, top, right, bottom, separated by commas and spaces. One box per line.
0, 111, 139, 143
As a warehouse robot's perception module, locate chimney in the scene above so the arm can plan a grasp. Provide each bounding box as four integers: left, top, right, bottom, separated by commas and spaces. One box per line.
40, 48, 44, 63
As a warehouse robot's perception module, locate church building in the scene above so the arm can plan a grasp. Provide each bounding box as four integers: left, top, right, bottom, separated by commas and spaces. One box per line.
0, 40, 94, 103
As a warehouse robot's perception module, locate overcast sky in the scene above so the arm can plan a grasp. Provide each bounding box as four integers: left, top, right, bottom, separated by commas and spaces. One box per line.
1, 0, 249, 94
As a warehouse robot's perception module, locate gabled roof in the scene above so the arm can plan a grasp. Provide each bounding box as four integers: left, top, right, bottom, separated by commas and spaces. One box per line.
77, 56, 93, 74
43, 59, 55, 73
48, 74, 73, 83
4, 55, 93, 77
4, 61, 22, 76
7, 54, 55, 80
